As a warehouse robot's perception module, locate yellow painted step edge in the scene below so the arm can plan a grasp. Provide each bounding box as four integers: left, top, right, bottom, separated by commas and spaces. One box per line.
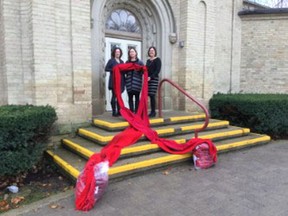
78, 128, 175, 143
50, 134, 271, 179
108, 153, 191, 175
78, 128, 114, 142
63, 139, 94, 158
109, 135, 271, 175
78, 121, 229, 143
93, 114, 206, 129
121, 128, 249, 155
64, 128, 250, 158
216, 135, 271, 151
93, 118, 164, 128
181, 121, 229, 131
62, 138, 185, 158
170, 114, 206, 122
46, 150, 80, 179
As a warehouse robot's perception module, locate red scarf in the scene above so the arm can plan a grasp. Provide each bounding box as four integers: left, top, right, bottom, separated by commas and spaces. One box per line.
75, 63, 217, 211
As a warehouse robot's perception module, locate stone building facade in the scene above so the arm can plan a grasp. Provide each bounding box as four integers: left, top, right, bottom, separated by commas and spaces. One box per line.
0, 0, 287, 132
239, 9, 288, 93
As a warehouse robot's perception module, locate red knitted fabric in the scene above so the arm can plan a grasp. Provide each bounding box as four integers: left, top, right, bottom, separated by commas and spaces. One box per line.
75, 63, 217, 211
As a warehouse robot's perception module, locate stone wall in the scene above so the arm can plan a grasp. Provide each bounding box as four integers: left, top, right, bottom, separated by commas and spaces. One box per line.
240, 10, 288, 93
213, 0, 242, 95
0, 0, 7, 105
2, 0, 287, 132
1, 0, 35, 105
1, 0, 25, 104
0, 0, 92, 132
171, 0, 243, 112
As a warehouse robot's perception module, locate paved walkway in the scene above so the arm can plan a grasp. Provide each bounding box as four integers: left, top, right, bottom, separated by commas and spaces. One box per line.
4, 140, 288, 216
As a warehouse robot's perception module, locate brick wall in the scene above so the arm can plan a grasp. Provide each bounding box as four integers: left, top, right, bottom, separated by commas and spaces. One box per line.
1, 0, 92, 130
21, 0, 34, 104
169, 0, 181, 110
2, 0, 287, 130
213, 0, 242, 94
0, 0, 7, 105
240, 11, 288, 93
171, 0, 243, 112
31, 0, 92, 125
1, 0, 25, 104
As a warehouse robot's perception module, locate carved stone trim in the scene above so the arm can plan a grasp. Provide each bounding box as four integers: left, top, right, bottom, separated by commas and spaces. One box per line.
102, 0, 156, 52
169, 32, 177, 44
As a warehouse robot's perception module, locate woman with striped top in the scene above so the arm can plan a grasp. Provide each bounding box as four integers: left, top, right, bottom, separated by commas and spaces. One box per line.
125, 47, 144, 113
146, 46, 162, 117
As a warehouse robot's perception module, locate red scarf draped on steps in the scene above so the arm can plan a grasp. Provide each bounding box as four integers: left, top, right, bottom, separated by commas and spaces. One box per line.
75, 63, 217, 211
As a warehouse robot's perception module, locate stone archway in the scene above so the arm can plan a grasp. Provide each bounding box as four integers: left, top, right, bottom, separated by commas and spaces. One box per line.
91, 0, 177, 115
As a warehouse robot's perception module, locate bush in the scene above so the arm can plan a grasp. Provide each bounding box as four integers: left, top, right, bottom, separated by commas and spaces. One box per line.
209, 93, 288, 139
0, 105, 57, 176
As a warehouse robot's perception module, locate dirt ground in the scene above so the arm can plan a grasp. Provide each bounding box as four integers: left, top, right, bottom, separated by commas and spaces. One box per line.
0, 161, 73, 214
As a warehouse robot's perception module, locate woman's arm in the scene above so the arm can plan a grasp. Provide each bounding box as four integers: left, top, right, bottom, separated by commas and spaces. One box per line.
150, 58, 162, 78
105, 59, 113, 72
155, 58, 162, 75
138, 60, 144, 66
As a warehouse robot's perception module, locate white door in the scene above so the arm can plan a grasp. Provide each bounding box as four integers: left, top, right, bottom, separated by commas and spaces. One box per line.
105, 37, 142, 111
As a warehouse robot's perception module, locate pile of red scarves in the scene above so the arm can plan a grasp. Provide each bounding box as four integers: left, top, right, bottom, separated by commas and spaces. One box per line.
75, 63, 217, 211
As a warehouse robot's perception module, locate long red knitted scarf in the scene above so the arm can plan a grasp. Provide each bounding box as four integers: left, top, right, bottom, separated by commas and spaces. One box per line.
75, 63, 217, 211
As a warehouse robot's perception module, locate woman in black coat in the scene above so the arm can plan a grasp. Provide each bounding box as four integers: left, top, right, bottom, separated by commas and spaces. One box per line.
125, 47, 144, 113
105, 47, 125, 117
146, 46, 162, 117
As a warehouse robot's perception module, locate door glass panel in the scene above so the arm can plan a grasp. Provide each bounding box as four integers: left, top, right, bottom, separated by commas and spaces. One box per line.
110, 43, 121, 53
128, 45, 136, 50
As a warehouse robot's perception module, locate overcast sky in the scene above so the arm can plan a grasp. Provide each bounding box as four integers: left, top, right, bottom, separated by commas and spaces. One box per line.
253, 0, 287, 7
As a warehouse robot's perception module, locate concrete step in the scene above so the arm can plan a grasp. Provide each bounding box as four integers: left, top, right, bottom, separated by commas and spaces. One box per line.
78, 119, 229, 145
46, 133, 271, 182
62, 126, 250, 159
93, 111, 206, 131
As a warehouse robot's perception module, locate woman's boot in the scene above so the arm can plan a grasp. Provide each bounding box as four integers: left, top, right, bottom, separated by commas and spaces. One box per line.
111, 101, 118, 117
149, 96, 156, 117
129, 100, 134, 113
116, 101, 121, 116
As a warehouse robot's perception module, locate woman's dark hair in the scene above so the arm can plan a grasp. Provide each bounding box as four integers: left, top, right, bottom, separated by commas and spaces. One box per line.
147, 46, 157, 57
111, 47, 123, 58
128, 47, 138, 61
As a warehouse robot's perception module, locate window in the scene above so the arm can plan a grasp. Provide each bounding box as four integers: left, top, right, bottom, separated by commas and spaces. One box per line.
106, 9, 142, 34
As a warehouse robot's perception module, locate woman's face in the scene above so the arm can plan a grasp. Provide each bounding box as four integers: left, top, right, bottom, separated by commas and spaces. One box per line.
129, 49, 137, 59
149, 48, 156, 57
115, 49, 121, 58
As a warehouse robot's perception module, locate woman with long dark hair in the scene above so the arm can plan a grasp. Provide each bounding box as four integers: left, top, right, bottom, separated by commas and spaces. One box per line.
146, 46, 162, 117
105, 47, 125, 116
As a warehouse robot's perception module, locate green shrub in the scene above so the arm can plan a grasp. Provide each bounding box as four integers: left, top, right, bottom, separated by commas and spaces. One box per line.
209, 93, 288, 139
0, 105, 57, 176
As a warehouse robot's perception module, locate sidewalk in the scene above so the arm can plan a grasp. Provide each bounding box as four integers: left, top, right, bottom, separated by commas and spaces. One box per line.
4, 140, 288, 216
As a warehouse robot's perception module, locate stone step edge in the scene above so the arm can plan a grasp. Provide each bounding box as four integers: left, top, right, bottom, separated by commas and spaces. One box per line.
63, 128, 251, 160
46, 134, 271, 180
78, 120, 230, 144
93, 114, 206, 129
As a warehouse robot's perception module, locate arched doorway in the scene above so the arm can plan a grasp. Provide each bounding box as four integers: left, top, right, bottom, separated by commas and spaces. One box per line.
105, 9, 142, 110
91, 0, 176, 115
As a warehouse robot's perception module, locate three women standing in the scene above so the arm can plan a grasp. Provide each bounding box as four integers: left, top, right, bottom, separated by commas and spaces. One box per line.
105, 47, 125, 117
146, 46, 162, 117
105, 46, 161, 117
